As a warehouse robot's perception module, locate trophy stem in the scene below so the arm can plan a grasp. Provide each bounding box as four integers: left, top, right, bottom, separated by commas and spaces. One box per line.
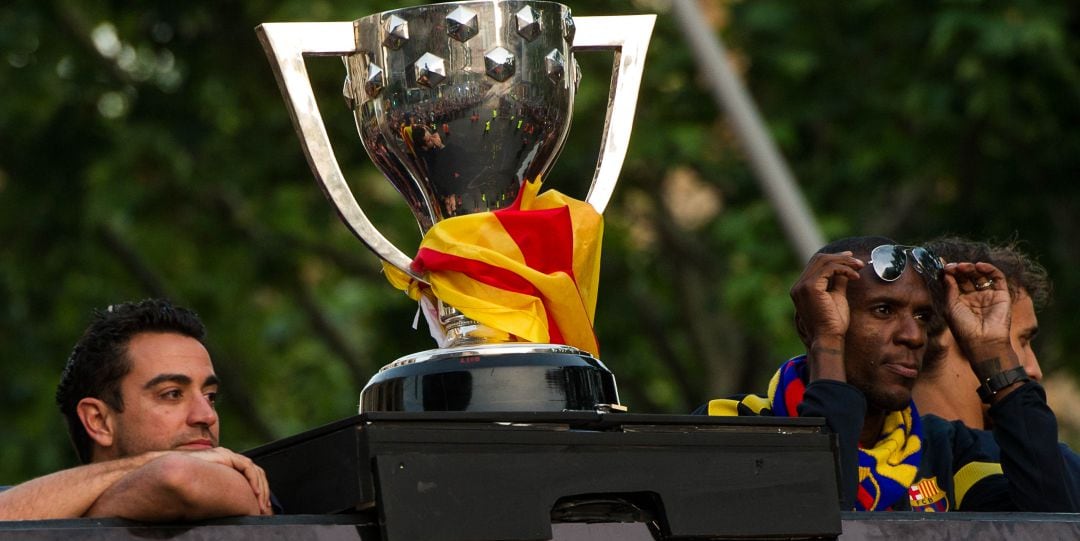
438, 300, 501, 347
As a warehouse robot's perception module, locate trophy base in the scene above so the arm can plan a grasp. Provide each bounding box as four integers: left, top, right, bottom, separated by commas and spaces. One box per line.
359, 344, 620, 413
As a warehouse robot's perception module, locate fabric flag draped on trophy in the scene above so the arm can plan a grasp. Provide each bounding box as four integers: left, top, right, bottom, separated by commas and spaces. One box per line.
257, 2, 655, 412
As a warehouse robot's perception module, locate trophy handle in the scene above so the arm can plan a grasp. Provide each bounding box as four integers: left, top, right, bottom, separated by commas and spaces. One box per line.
256, 22, 422, 281
573, 15, 657, 214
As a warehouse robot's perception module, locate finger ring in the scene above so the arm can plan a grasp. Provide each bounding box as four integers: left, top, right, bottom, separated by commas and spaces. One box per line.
975, 280, 993, 291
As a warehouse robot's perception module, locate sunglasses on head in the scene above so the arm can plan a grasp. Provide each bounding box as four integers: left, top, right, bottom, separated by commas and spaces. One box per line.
868, 244, 944, 282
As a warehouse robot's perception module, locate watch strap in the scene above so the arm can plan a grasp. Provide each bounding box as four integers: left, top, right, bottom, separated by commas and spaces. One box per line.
977, 365, 1031, 404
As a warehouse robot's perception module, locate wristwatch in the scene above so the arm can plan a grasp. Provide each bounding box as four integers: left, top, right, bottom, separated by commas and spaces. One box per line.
977, 365, 1031, 404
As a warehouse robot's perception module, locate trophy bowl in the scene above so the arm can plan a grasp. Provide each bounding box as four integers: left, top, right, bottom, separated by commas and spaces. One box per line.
257, 2, 654, 413
347, 2, 576, 230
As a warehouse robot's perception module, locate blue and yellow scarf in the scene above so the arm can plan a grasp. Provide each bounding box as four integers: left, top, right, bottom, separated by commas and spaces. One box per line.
706, 355, 923, 511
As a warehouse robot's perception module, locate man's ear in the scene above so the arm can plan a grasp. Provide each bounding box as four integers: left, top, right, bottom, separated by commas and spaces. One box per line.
76, 397, 115, 450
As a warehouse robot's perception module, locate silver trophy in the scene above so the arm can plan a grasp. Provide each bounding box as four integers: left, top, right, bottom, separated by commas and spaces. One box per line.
257, 2, 654, 413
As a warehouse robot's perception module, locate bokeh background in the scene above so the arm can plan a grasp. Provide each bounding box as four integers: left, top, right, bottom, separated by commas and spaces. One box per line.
3, 0, 1079, 481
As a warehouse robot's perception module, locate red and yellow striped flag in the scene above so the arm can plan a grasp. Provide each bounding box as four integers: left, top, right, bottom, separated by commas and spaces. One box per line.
383, 178, 602, 356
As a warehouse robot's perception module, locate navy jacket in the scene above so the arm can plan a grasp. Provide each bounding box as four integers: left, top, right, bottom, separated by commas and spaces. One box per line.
798, 379, 1080, 511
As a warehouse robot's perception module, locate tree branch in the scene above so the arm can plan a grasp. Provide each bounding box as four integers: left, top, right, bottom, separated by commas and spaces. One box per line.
292, 278, 373, 392
204, 188, 374, 391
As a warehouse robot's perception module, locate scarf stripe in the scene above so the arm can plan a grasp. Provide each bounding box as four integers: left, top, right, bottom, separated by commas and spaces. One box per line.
857, 483, 876, 510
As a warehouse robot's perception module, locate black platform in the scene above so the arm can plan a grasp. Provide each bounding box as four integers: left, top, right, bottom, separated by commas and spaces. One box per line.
245, 412, 842, 540
6, 513, 1080, 540
5, 412, 1080, 539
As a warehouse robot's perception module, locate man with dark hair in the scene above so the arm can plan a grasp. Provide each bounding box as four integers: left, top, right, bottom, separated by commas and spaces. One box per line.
702, 236, 1079, 512
0, 299, 272, 520
914, 237, 1050, 428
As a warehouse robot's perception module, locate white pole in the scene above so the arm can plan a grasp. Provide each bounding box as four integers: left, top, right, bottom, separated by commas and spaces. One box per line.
671, 1, 825, 261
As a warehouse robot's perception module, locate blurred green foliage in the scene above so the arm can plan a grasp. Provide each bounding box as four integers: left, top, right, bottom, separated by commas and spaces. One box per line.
2, 0, 1079, 483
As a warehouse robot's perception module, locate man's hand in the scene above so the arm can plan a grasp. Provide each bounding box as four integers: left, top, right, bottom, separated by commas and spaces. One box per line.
186, 447, 271, 515
790, 251, 864, 381
943, 261, 1018, 381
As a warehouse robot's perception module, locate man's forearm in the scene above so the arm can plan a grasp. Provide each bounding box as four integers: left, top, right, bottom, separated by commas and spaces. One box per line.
967, 342, 1030, 405
0, 452, 166, 520
808, 337, 847, 382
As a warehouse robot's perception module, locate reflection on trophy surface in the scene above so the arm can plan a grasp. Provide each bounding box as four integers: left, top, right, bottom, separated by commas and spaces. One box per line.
347, 3, 576, 229
257, 2, 655, 413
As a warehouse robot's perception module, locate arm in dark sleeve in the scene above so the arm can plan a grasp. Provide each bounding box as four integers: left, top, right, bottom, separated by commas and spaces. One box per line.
990, 381, 1080, 512
799, 379, 866, 510
935, 419, 1012, 511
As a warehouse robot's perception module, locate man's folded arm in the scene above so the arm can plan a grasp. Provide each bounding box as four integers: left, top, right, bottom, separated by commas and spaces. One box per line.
0, 451, 166, 520
85, 452, 265, 521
